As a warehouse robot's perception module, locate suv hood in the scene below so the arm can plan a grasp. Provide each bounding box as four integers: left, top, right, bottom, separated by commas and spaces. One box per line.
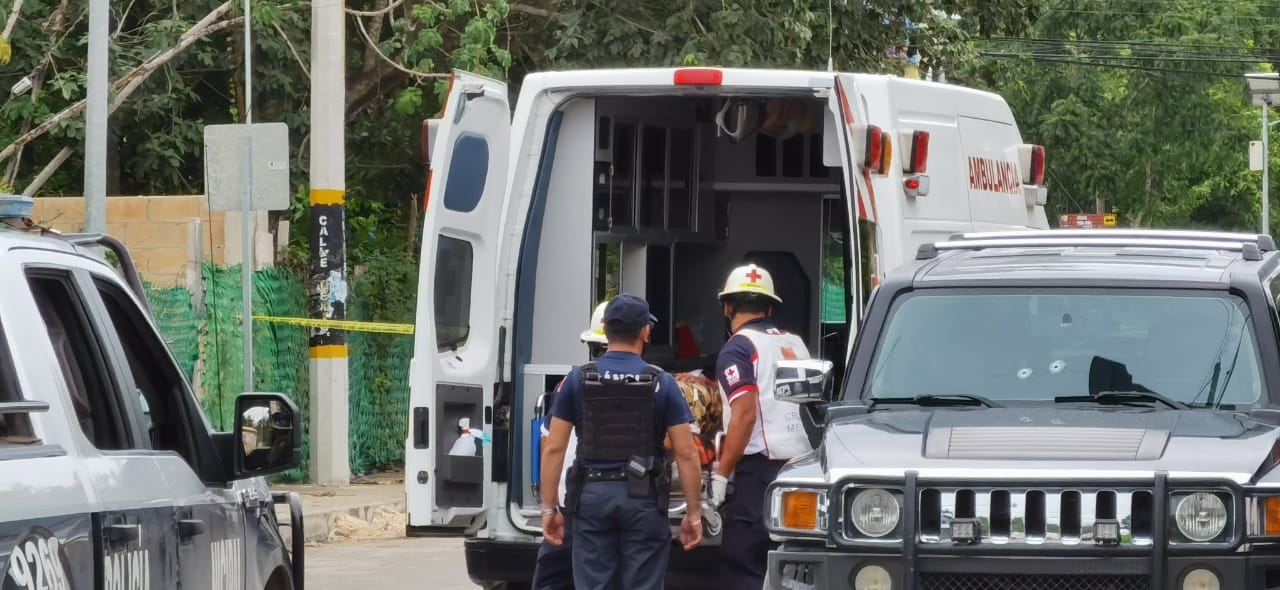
822, 407, 1279, 482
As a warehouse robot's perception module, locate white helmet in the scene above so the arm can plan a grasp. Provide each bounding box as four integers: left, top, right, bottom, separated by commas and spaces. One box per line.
717, 263, 782, 303
579, 302, 608, 344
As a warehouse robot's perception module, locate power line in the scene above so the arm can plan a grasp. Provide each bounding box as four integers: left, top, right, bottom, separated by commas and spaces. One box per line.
981, 51, 1273, 64
983, 37, 1280, 55
979, 53, 1252, 78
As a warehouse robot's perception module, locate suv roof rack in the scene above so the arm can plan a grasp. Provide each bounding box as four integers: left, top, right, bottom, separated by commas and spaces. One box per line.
951, 229, 1276, 251
916, 229, 1274, 262
59, 233, 152, 313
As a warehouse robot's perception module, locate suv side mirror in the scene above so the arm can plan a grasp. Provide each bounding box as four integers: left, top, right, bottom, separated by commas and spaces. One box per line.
773, 359, 834, 404
233, 392, 302, 478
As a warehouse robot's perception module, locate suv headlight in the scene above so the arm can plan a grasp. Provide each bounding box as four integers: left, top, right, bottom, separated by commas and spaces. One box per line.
1174, 492, 1229, 542
768, 486, 829, 537
849, 488, 901, 538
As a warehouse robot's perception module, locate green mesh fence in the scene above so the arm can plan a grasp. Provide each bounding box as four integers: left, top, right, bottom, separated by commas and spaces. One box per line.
144, 283, 201, 381
142, 263, 412, 481
347, 302, 413, 475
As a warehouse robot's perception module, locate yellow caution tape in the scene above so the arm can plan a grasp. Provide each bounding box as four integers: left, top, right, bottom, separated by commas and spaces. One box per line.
250, 315, 416, 335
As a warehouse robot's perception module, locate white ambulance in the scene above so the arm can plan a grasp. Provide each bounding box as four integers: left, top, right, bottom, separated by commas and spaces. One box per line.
405, 67, 1050, 588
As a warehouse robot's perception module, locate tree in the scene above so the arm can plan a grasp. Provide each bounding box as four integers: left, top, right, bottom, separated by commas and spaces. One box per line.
956, 0, 1280, 230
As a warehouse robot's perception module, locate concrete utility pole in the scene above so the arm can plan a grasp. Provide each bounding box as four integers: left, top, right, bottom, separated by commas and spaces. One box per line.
1265, 103, 1271, 237
308, 0, 350, 485
240, 0, 256, 399
1246, 73, 1280, 237
84, 0, 108, 233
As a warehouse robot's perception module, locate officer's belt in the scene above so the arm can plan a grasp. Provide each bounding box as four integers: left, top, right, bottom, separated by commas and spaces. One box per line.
582, 468, 629, 482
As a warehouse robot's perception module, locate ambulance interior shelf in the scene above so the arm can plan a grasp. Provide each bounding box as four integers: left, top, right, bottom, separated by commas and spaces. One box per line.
589, 95, 850, 364
592, 97, 837, 242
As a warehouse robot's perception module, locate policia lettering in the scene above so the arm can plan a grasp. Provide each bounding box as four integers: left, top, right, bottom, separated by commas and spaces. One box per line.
3, 528, 71, 590
308, 204, 347, 348
210, 538, 242, 590
102, 549, 150, 590
564, 363, 671, 514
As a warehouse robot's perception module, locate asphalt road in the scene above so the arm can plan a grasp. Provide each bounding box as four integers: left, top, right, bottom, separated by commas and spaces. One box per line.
307, 537, 481, 589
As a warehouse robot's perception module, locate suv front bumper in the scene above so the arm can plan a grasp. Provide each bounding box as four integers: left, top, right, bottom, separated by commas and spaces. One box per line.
767, 548, 1280, 589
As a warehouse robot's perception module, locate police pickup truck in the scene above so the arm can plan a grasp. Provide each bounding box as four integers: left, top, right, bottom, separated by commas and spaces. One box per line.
0, 218, 304, 590
765, 229, 1280, 590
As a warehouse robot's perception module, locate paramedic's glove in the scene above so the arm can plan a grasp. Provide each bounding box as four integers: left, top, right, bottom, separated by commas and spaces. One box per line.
709, 474, 729, 509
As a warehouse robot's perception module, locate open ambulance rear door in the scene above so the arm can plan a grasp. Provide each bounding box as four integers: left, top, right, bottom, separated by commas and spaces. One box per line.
828, 73, 883, 324
406, 71, 511, 533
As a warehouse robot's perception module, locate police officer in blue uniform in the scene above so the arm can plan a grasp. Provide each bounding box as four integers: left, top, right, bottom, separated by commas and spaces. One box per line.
539, 294, 705, 590
531, 303, 609, 590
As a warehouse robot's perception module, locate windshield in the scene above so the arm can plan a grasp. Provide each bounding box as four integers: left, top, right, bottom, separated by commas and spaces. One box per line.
863, 291, 1263, 408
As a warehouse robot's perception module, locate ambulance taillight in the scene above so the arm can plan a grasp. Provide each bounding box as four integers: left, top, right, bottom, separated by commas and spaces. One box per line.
422, 119, 440, 166
899, 130, 929, 174
879, 132, 893, 175
673, 68, 723, 86
1019, 144, 1046, 185
861, 125, 885, 173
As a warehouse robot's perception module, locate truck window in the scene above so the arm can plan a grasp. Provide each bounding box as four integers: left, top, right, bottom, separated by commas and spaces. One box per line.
443, 135, 489, 213
865, 291, 1263, 407
27, 270, 130, 450
436, 235, 474, 351
93, 278, 199, 465
0, 316, 35, 444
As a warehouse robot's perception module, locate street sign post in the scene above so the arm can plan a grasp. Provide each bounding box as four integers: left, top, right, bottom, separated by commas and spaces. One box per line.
203, 121, 290, 394
203, 123, 291, 212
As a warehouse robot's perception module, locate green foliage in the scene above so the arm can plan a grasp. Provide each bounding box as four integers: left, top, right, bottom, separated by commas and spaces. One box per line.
543, 0, 1040, 73
956, 0, 1280, 230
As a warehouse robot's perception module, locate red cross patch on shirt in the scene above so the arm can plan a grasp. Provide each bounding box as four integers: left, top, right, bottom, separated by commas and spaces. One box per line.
723, 365, 741, 386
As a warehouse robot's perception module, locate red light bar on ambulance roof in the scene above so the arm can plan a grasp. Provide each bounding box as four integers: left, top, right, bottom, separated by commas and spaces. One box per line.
1019, 144, 1046, 185
899, 130, 929, 174
674, 68, 723, 86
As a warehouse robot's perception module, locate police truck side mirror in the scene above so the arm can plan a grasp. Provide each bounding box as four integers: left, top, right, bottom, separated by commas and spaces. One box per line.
233, 392, 302, 478
773, 359, 834, 404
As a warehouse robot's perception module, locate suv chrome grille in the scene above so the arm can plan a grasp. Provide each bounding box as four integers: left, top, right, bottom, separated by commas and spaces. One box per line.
919, 573, 1148, 590
916, 487, 1155, 546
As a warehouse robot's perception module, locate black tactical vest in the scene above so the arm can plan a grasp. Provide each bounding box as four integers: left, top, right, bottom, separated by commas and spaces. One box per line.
575, 362, 664, 463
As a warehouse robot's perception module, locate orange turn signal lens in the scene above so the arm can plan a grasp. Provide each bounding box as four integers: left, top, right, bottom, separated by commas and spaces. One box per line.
780, 490, 820, 530
1264, 497, 1280, 536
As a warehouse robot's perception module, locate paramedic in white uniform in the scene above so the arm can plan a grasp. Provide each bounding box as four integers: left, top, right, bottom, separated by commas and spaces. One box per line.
707, 264, 814, 590
531, 302, 607, 589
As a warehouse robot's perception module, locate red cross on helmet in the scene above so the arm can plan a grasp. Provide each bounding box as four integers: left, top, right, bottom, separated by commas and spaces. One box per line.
717, 263, 782, 303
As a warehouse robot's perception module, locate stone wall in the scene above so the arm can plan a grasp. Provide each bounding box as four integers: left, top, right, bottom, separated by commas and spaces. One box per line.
29, 195, 283, 287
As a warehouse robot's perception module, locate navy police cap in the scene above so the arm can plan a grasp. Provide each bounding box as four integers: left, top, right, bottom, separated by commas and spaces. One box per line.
603, 293, 659, 329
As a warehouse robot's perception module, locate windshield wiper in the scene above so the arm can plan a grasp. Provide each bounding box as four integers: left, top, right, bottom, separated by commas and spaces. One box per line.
1055, 390, 1189, 410
870, 394, 1004, 408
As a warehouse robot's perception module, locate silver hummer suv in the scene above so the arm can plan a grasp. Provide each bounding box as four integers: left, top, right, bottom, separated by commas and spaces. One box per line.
0, 220, 304, 590
766, 230, 1280, 590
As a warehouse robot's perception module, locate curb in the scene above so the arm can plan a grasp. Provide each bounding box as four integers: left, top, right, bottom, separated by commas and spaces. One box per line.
278, 498, 408, 544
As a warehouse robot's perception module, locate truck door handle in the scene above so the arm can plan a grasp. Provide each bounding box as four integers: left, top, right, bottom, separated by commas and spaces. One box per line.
413, 407, 430, 449
177, 519, 206, 540
106, 524, 140, 545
